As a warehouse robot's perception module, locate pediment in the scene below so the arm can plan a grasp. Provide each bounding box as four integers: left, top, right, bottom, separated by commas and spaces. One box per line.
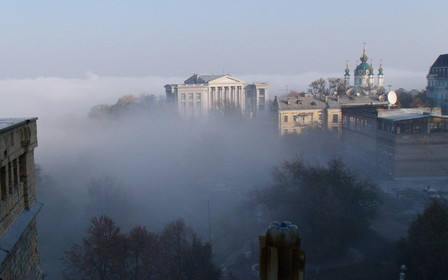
208, 75, 245, 85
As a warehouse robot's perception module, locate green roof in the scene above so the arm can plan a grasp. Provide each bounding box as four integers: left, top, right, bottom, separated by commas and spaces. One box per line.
355, 62, 371, 71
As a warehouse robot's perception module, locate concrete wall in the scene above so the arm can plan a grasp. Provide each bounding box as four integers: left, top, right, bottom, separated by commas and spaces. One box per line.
393, 133, 448, 178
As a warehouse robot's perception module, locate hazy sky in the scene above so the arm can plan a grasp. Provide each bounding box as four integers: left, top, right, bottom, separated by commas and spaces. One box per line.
0, 0, 447, 94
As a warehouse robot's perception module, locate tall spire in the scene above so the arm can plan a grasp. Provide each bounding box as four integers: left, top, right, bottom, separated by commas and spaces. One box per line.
344, 60, 350, 76
360, 43, 368, 63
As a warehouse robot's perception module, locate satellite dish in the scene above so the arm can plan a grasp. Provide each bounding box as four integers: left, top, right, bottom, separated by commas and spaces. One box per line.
387, 91, 397, 105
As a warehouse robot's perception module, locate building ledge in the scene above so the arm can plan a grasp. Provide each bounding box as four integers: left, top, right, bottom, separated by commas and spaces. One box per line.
393, 176, 448, 181
0, 202, 43, 264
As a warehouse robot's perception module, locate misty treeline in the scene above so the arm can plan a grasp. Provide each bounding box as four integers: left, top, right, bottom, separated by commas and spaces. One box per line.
88, 94, 164, 120
62, 216, 220, 280
247, 157, 380, 262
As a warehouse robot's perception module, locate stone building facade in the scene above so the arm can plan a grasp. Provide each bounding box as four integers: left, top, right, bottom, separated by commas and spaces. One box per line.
272, 96, 326, 135
165, 74, 269, 119
0, 118, 42, 279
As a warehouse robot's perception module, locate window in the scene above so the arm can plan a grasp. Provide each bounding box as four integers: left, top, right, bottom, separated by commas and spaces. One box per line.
333, 114, 339, 123
284, 115, 288, 122
196, 93, 201, 99
13, 159, 18, 187
319, 112, 322, 121
196, 102, 201, 108
8, 163, 12, 194
180, 93, 185, 100
0, 166, 6, 201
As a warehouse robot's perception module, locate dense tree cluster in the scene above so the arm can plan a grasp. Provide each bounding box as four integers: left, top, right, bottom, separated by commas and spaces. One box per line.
395, 88, 431, 108
251, 158, 381, 262
88, 94, 162, 120
398, 199, 448, 280
62, 216, 221, 280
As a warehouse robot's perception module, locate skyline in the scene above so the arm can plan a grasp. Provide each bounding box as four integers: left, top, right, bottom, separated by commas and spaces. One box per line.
0, 1, 447, 103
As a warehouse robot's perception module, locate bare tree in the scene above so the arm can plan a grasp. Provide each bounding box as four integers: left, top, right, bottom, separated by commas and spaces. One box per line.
308, 78, 327, 96
62, 217, 221, 280
127, 226, 158, 280
62, 215, 127, 280
309, 77, 346, 96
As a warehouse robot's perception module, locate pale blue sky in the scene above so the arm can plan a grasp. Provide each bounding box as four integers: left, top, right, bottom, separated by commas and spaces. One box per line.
0, 0, 447, 90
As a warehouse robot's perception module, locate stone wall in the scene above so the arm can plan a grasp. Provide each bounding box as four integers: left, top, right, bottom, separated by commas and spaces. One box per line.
0, 218, 41, 280
0, 119, 41, 280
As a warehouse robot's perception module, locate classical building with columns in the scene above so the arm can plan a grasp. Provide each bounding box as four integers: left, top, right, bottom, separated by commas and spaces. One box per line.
0, 118, 42, 279
165, 74, 269, 119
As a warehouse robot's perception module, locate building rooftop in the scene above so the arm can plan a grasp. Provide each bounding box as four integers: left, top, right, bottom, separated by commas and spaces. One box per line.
431, 54, 448, 68
0, 118, 37, 133
276, 96, 326, 110
379, 111, 448, 122
184, 74, 226, 84
327, 95, 388, 109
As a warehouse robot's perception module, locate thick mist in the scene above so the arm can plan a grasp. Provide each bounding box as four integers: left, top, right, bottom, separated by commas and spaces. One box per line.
36, 109, 292, 278
0, 76, 344, 278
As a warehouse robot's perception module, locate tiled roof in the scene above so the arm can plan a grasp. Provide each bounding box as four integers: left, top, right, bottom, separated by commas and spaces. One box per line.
276, 96, 326, 110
